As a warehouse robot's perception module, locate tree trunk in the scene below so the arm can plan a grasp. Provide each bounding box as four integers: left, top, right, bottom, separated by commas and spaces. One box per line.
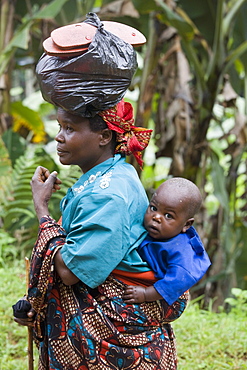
0, 0, 16, 134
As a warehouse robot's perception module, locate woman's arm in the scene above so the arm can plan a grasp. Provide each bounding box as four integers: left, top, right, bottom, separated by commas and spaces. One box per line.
54, 250, 79, 285
30, 166, 78, 285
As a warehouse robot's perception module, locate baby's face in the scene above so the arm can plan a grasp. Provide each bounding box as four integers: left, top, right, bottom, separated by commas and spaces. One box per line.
144, 188, 190, 240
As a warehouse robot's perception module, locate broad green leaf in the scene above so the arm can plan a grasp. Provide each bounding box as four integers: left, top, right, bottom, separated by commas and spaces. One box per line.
223, 0, 246, 37
210, 150, 229, 212
132, 0, 159, 14
0, 138, 12, 202
155, 0, 194, 40
175, 0, 217, 46
32, 0, 70, 19
9, 22, 31, 49
11, 101, 46, 143
231, 287, 244, 298
2, 130, 26, 166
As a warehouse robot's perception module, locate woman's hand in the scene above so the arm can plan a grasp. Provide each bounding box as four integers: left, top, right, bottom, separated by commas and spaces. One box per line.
14, 308, 36, 327
30, 166, 62, 220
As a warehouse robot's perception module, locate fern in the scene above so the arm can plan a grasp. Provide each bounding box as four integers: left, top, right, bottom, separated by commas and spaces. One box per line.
0, 146, 82, 256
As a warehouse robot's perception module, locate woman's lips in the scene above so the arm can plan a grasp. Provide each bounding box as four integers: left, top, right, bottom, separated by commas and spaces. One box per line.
57, 148, 68, 156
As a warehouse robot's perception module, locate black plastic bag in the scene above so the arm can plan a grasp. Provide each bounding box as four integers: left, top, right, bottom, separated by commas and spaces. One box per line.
36, 13, 138, 117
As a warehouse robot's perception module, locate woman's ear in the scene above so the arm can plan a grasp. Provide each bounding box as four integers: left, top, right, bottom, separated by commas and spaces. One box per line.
99, 129, 112, 146
181, 218, 194, 233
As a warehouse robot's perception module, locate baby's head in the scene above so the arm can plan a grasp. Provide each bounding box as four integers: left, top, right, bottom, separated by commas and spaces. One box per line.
144, 177, 202, 240
159, 177, 202, 218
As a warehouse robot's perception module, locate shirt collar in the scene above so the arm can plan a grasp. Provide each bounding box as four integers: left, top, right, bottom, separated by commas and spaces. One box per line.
72, 154, 124, 192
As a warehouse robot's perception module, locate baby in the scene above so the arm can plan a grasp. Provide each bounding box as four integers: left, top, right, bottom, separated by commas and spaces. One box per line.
123, 177, 211, 305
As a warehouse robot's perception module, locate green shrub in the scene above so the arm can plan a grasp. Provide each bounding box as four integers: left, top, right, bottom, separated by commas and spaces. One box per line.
174, 290, 247, 369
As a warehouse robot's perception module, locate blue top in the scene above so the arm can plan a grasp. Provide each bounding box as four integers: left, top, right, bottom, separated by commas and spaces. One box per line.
138, 226, 211, 305
60, 154, 150, 288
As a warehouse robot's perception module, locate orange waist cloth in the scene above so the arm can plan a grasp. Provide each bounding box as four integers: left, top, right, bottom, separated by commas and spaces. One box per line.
112, 269, 157, 287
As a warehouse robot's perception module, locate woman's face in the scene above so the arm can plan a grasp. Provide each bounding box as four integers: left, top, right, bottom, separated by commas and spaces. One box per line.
55, 108, 110, 172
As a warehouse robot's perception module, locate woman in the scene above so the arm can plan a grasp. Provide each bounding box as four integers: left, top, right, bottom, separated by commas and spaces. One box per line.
14, 13, 188, 370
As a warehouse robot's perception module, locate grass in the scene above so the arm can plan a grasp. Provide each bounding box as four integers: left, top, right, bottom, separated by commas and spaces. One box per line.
173, 300, 247, 369
0, 260, 38, 370
0, 260, 246, 369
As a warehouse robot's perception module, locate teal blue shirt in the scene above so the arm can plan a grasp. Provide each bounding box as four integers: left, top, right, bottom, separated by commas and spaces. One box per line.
60, 154, 150, 288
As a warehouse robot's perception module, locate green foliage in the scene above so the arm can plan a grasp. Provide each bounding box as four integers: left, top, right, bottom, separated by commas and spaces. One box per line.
174, 289, 247, 369
0, 230, 17, 267
0, 136, 12, 204
1, 146, 57, 231
11, 101, 46, 143
156, 0, 195, 41
0, 0, 72, 76
0, 261, 38, 369
0, 142, 82, 258
224, 287, 247, 316
210, 150, 229, 212
2, 129, 26, 167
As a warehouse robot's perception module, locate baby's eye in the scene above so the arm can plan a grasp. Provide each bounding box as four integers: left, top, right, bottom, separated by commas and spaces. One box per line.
150, 205, 157, 212
164, 213, 173, 219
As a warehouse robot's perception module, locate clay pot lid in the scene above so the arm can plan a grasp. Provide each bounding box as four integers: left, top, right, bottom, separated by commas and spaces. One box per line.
43, 37, 89, 57
50, 22, 96, 49
103, 21, 146, 46
43, 20, 146, 56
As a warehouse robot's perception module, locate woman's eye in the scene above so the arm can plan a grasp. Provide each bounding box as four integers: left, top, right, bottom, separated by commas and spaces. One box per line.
66, 125, 73, 132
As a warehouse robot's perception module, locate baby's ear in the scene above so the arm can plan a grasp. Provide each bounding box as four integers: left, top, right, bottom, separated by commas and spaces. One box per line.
181, 218, 194, 233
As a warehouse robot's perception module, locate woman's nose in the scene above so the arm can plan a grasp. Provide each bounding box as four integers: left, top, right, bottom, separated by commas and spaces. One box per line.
55, 131, 64, 143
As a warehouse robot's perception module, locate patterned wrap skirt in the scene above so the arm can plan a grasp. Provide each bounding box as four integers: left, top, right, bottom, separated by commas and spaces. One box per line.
28, 216, 189, 370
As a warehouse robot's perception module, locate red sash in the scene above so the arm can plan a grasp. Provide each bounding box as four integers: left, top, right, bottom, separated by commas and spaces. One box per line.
112, 269, 157, 287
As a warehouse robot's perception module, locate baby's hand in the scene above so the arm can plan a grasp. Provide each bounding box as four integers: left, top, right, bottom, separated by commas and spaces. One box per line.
123, 285, 146, 304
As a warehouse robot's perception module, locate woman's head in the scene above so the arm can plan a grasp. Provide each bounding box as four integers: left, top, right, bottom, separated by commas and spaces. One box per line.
89, 114, 117, 153
55, 101, 153, 172
55, 108, 116, 172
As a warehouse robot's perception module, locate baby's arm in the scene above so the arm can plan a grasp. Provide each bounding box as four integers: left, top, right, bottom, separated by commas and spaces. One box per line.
123, 285, 163, 304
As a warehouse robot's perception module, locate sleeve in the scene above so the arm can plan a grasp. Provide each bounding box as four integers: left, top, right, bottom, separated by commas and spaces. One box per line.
154, 264, 197, 306
61, 192, 131, 288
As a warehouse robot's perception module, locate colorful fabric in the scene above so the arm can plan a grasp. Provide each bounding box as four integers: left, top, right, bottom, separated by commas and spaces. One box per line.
28, 216, 189, 370
60, 154, 151, 289
112, 269, 157, 287
99, 100, 153, 168
138, 227, 211, 305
